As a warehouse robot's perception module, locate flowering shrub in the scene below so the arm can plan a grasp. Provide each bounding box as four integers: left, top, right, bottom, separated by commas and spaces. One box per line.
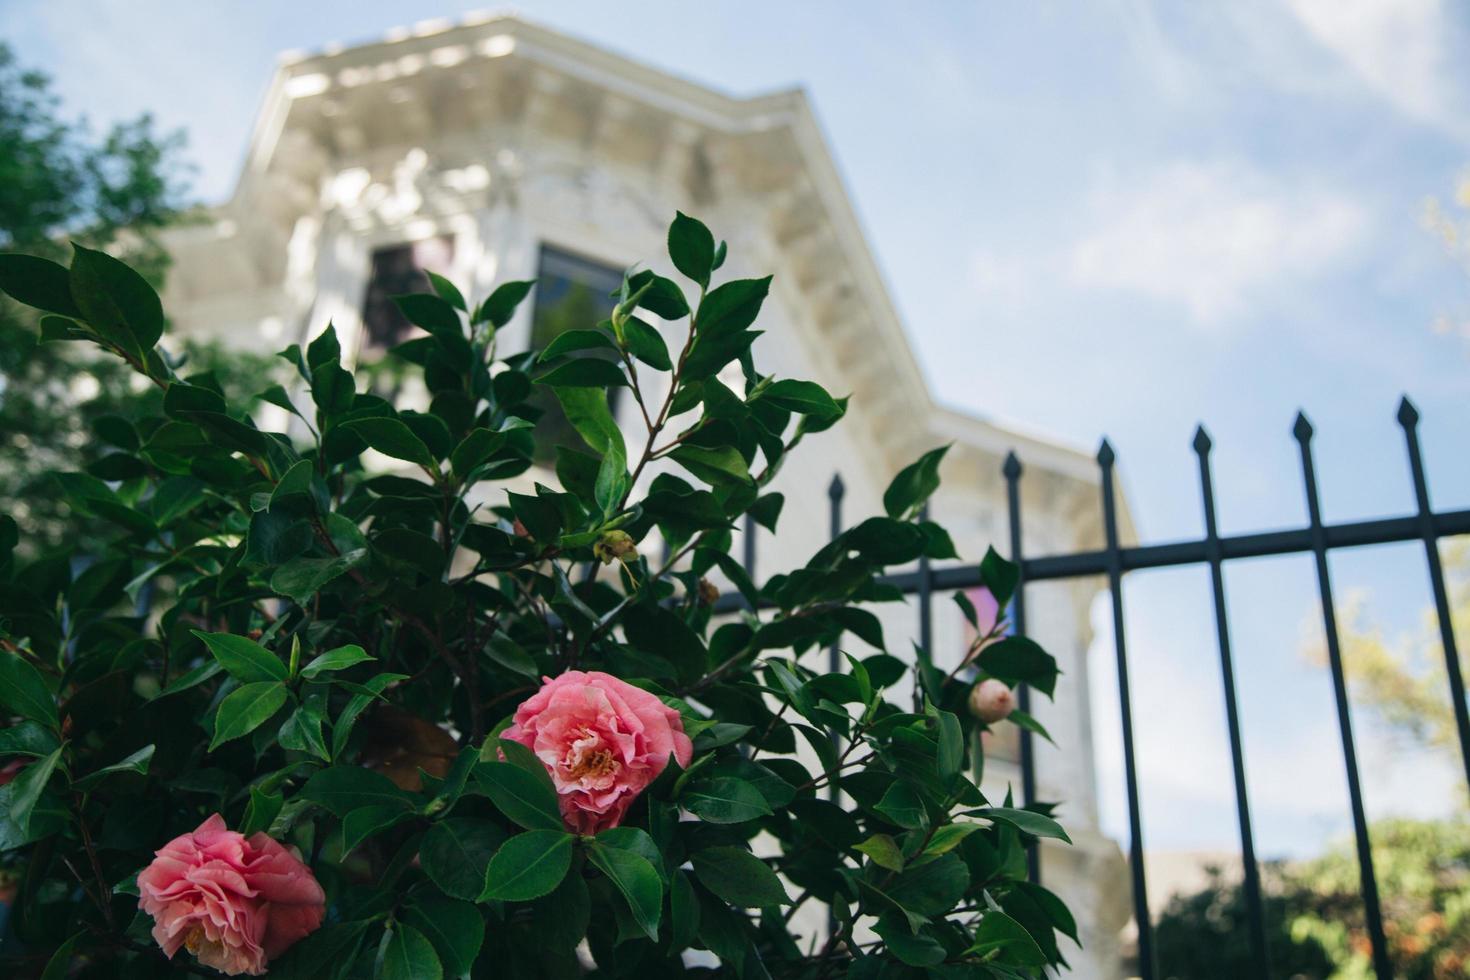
0, 213, 1073, 978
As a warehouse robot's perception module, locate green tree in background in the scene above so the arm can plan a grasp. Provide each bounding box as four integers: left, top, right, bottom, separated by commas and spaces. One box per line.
0, 42, 273, 554
1156, 819, 1469, 980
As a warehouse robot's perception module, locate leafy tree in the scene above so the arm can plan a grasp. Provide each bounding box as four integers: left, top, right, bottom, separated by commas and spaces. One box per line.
0, 41, 274, 556
0, 212, 1078, 977
1157, 819, 1469, 979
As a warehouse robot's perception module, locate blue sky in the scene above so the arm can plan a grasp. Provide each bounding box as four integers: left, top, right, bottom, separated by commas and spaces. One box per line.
7, 1, 1469, 862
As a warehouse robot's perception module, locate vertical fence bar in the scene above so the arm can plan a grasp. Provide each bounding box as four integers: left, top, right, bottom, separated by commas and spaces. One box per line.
916, 503, 934, 712
1098, 439, 1155, 980
1397, 397, 1470, 791
1293, 412, 1392, 980
1193, 427, 1269, 978
1003, 451, 1040, 884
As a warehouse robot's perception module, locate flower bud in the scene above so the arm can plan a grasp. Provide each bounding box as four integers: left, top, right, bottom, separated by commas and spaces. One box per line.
968, 678, 1016, 724
593, 529, 638, 565
696, 577, 720, 606
512, 518, 530, 538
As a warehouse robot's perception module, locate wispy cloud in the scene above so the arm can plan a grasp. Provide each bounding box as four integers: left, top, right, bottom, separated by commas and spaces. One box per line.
1068, 160, 1370, 325
1283, 0, 1470, 144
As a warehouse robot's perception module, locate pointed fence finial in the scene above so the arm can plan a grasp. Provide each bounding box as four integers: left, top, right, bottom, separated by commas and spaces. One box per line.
1396, 395, 1420, 429
1097, 438, 1116, 467
1292, 411, 1314, 443
1003, 450, 1022, 480
827, 473, 845, 500
1192, 425, 1213, 456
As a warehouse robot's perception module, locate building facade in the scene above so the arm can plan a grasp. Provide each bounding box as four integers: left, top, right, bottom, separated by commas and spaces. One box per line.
160, 14, 1130, 976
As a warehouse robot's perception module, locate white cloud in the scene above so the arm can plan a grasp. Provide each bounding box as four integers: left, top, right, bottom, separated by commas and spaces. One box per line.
1068, 160, 1369, 325
1284, 0, 1470, 143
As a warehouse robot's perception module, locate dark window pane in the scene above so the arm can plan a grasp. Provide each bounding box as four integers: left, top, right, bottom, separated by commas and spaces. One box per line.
528, 245, 624, 464
361, 238, 454, 352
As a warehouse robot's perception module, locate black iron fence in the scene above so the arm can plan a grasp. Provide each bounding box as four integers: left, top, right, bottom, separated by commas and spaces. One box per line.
752, 397, 1469, 980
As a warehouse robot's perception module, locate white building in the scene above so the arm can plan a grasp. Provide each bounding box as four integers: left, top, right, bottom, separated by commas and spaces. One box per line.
161, 13, 1130, 976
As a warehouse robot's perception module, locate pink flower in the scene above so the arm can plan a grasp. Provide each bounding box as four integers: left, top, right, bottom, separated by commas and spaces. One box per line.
969, 678, 1016, 724
137, 814, 325, 976
504, 671, 694, 835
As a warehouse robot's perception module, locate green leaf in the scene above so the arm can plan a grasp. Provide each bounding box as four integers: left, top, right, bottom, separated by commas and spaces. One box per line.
1009, 708, 1056, 745
0, 652, 59, 731
210, 682, 288, 751
669, 212, 716, 286
381, 924, 442, 980
450, 428, 507, 480
72, 745, 154, 792
622, 316, 671, 370
426, 271, 467, 311
474, 279, 536, 328
331, 673, 406, 759
595, 827, 665, 877
587, 842, 663, 940
403, 897, 482, 978
534, 358, 627, 388
965, 909, 1049, 966
690, 846, 789, 907
270, 550, 367, 605
9, 745, 63, 835
475, 761, 564, 831
875, 781, 928, 830
883, 445, 949, 520
976, 636, 1059, 698
669, 444, 751, 487
972, 806, 1071, 843
241, 786, 284, 836
854, 833, 906, 872
0, 254, 82, 318
338, 804, 412, 855
888, 853, 969, 916
935, 709, 964, 783
278, 698, 330, 761
698, 276, 770, 337
623, 270, 689, 319
299, 645, 374, 680
300, 765, 416, 817
761, 379, 842, 418
682, 776, 772, 824
480, 829, 573, 902
980, 545, 1021, 608
922, 823, 979, 857
39, 931, 86, 980
192, 630, 288, 684
68, 242, 164, 353
340, 418, 439, 470
421, 818, 505, 901
0, 721, 58, 758
393, 293, 462, 334
538, 328, 616, 361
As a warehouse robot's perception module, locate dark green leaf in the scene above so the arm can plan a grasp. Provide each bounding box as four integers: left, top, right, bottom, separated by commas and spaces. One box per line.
9, 746, 63, 835
192, 630, 288, 684
68, 243, 164, 353
883, 446, 949, 520
0, 652, 59, 731
980, 546, 1021, 607
976, 636, 1059, 698
0, 254, 81, 318
622, 316, 671, 370
875, 781, 928, 830
403, 897, 482, 977
422, 818, 505, 901
299, 645, 374, 680
210, 682, 288, 751
538, 328, 616, 361
340, 418, 438, 471
682, 776, 772, 824
381, 924, 442, 980
534, 358, 627, 388
587, 842, 663, 940
300, 766, 416, 817
690, 846, 789, 907
480, 829, 573, 901
475, 761, 564, 831
668, 212, 716, 286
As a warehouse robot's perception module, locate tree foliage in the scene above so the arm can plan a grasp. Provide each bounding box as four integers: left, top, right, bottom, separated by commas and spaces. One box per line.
1156, 819, 1469, 980
0, 211, 1075, 978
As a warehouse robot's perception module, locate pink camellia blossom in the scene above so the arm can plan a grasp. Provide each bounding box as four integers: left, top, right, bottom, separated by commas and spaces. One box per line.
969, 678, 1017, 724
137, 814, 325, 976
504, 670, 694, 835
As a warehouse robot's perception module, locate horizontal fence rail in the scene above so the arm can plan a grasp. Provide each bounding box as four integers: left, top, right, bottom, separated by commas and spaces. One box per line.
725, 396, 1468, 980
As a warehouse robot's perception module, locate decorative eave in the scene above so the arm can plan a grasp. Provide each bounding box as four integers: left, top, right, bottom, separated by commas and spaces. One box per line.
203, 11, 1123, 535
